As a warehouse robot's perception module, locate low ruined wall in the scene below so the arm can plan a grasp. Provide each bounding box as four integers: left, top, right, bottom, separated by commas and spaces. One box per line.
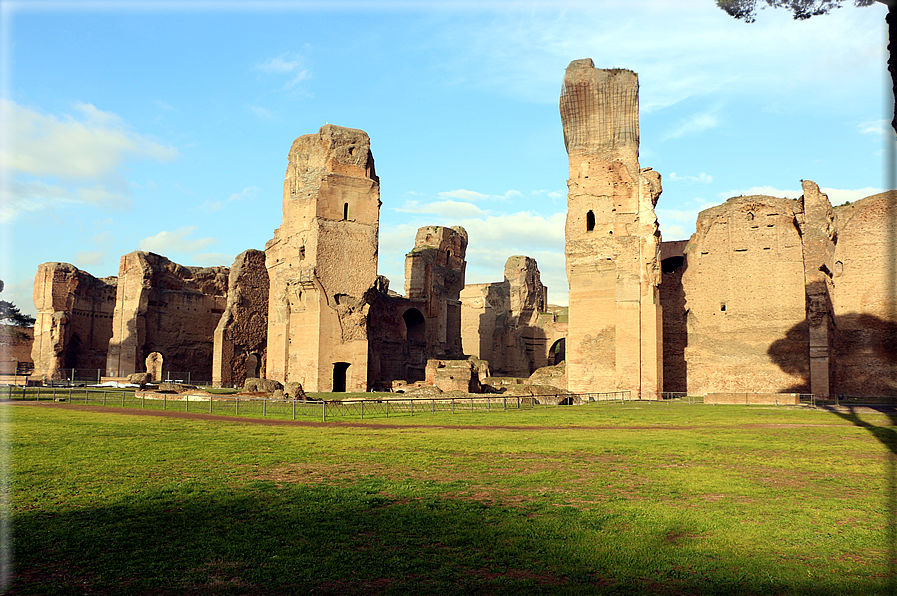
705, 393, 800, 405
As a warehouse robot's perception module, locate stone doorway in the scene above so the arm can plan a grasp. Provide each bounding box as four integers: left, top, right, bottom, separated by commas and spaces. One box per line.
332, 362, 350, 392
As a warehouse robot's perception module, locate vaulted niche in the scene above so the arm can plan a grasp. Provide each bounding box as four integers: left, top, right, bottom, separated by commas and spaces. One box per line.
586, 210, 595, 232
403, 308, 426, 343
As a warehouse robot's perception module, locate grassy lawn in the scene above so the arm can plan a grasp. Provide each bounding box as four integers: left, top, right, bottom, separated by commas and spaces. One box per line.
6, 402, 896, 594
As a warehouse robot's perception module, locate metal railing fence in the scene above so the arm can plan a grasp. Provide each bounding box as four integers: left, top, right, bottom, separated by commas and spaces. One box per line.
0, 386, 645, 422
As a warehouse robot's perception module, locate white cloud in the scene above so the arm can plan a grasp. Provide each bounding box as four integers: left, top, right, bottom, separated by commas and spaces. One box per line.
395, 200, 486, 218
227, 185, 262, 202
248, 105, 274, 120
0, 99, 177, 222
716, 185, 883, 205
662, 111, 720, 140
138, 226, 217, 255
193, 252, 234, 267
3, 99, 177, 180
821, 186, 885, 204
438, 188, 489, 201
256, 52, 311, 90
0, 278, 37, 318
858, 119, 891, 136
718, 185, 801, 199
668, 172, 713, 184
75, 250, 106, 267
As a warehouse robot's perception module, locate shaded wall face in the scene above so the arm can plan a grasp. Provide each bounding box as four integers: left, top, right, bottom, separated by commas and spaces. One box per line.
829, 194, 897, 396
212, 249, 269, 388
682, 198, 809, 394
660, 256, 687, 393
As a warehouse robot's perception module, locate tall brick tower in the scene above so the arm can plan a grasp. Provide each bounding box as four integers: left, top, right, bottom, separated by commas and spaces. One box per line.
560, 59, 663, 398
265, 125, 381, 392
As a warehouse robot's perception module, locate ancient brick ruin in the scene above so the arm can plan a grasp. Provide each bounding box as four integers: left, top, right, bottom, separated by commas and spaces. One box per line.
25, 59, 895, 399
560, 60, 663, 398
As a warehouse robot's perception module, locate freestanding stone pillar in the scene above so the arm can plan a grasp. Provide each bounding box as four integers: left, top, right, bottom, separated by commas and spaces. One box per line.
560, 59, 663, 398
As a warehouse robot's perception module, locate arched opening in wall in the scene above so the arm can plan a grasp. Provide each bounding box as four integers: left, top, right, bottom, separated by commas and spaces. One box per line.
332, 362, 350, 392
586, 211, 595, 232
343, 203, 349, 221
403, 308, 426, 343
549, 338, 566, 366
661, 256, 685, 273
64, 334, 82, 369
245, 353, 260, 379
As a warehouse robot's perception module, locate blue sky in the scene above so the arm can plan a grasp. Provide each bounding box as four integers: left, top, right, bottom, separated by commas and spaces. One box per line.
1, 0, 891, 315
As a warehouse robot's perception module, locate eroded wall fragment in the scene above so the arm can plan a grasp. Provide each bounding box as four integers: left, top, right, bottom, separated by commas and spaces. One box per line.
212, 249, 269, 387
460, 255, 563, 378
105, 252, 228, 382
561, 59, 662, 397
31, 263, 116, 380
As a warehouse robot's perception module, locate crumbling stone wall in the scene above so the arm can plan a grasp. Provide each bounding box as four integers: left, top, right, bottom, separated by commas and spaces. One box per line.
212, 249, 269, 387
681, 196, 808, 394
561, 59, 663, 397
367, 226, 468, 387
460, 255, 562, 378
105, 252, 228, 382
31, 263, 116, 380
265, 125, 380, 392
404, 225, 468, 355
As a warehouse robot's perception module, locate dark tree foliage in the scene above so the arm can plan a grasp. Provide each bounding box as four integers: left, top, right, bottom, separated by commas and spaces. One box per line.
717, 0, 875, 22
0, 301, 36, 328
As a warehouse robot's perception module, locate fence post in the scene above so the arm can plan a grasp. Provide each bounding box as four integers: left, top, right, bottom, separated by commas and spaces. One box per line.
122, 391, 125, 407
292, 400, 295, 420
209, 396, 213, 414
36, 386, 40, 401
322, 401, 326, 422
142, 392, 145, 408
360, 401, 364, 420
432, 399, 435, 413
69, 386, 73, 402
451, 398, 454, 414
263, 398, 266, 417
410, 400, 413, 417
103, 390, 107, 406
185, 394, 189, 413
386, 400, 389, 418
164, 393, 167, 411
235, 397, 239, 416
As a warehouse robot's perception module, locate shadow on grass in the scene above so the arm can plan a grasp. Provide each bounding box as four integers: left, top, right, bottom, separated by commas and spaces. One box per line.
10, 480, 886, 595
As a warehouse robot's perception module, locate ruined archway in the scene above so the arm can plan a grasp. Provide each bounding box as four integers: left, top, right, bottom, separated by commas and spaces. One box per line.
332, 362, 350, 392
403, 308, 425, 343
549, 338, 566, 366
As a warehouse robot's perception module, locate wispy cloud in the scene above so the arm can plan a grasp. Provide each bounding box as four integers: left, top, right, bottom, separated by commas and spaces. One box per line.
396, 199, 486, 218
662, 111, 720, 140
138, 226, 217, 255
668, 172, 713, 184
0, 99, 178, 222
438, 188, 489, 201
256, 51, 311, 91
858, 119, 891, 136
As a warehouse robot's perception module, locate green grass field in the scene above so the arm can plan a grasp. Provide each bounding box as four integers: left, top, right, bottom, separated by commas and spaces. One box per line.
6, 401, 896, 594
